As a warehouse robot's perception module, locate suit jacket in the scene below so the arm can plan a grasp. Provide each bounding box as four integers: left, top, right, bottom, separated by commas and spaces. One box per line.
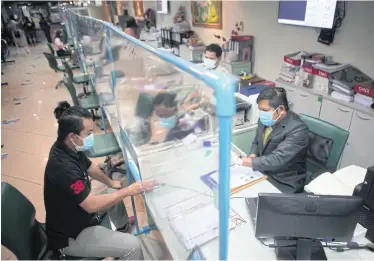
250, 111, 309, 193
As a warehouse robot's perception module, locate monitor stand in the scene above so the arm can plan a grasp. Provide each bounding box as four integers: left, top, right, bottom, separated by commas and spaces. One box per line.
275, 238, 327, 260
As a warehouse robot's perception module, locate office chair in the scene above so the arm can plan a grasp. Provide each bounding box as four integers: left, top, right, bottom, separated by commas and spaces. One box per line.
1, 182, 110, 260
47, 43, 70, 61
43, 52, 70, 89
299, 114, 349, 184
63, 78, 120, 157
63, 60, 95, 95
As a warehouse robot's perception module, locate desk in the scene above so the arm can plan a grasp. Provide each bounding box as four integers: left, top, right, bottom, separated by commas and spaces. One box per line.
100, 105, 372, 260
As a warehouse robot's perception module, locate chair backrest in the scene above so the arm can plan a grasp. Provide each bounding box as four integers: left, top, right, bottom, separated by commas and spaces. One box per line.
62, 60, 75, 82
1, 182, 47, 260
299, 114, 349, 175
47, 43, 55, 55
62, 77, 79, 106
43, 52, 61, 72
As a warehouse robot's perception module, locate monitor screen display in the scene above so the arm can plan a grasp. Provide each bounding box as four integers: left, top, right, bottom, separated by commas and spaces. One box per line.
278, 0, 337, 29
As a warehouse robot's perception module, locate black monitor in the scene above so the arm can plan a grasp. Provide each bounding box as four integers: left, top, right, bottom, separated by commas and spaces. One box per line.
255, 193, 363, 260
355, 166, 374, 243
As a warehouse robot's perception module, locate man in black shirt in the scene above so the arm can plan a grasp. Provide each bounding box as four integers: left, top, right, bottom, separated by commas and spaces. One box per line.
44, 106, 156, 259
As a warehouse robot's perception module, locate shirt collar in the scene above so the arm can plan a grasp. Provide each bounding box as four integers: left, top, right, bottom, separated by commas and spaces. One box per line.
56, 140, 80, 160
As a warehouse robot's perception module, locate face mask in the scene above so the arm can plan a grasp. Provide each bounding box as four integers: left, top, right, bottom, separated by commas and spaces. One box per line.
159, 115, 177, 129
73, 133, 94, 151
203, 57, 218, 69
259, 107, 281, 127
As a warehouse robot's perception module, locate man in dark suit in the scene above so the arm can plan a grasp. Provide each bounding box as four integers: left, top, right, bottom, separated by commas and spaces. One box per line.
241, 87, 309, 193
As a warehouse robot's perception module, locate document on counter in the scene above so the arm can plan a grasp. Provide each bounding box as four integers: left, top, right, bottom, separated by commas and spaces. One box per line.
202, 165, 267, 194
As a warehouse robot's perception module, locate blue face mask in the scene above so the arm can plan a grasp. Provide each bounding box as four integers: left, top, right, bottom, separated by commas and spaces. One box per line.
259, 107, 281, 127
159, 115, 177, 129
74, 133, 94, 151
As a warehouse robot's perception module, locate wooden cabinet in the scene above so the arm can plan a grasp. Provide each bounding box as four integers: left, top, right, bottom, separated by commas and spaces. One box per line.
319, 98, 353, 131
340, 111, 374, 169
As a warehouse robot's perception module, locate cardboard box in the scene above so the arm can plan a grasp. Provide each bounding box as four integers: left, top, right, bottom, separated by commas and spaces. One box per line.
283, 51, 307, 66
311, 64, 349, 93
354, 81, 374, 98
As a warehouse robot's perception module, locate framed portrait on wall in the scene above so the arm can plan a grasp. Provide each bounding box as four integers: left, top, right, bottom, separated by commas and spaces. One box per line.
191, 1, 222, 29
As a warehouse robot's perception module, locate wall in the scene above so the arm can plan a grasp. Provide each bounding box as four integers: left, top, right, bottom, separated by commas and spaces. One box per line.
87, 6, 107, 21
147, 1, 374, 81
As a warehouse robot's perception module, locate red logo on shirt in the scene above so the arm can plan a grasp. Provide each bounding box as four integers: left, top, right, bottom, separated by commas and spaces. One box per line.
70, 180, 85, 194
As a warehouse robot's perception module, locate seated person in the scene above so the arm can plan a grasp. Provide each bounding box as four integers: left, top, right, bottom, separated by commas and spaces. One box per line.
124, 17, 141, 39
240, 87, 309, 193
149, 92, 179, 144
182, 43, 229, 111
54, 29, 77, 64
45, 105, 157, 259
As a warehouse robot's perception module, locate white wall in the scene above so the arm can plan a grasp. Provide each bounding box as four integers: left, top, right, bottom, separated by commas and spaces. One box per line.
148, 1, 374, 81
87, 6, 106, 21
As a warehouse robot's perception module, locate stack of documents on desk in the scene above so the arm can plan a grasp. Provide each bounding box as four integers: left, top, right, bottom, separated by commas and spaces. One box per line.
331, 90, 353, 103
305, 165, 367, 196
354, 93, 374, 107
201, 165, 267, 194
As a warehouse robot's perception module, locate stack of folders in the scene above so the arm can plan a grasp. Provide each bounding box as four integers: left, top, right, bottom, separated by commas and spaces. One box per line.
201, 165, 267, 194
329, 66, 372, 103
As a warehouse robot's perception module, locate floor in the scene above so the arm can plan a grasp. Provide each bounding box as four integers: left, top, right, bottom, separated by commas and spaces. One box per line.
1, 44, 170, 260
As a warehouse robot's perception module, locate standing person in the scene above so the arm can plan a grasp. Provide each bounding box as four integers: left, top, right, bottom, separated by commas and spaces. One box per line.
7, 14, 29, 52
40, 15, 52, 43
240, 87, 309, 193
54, 29, 77, 64
23, 17, 37, 45
124, 17, 141, 39
45, 105, 158, 259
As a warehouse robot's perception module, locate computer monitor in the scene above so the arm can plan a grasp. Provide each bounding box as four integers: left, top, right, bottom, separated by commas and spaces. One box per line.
255, 193, 363, 260
355, 166, 374, 243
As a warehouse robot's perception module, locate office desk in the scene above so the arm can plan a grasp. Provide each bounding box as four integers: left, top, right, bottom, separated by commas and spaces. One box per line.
99, 106, 373, 260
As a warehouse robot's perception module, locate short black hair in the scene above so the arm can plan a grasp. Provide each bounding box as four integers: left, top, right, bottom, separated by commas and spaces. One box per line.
55, 103, 92, 142
205, 44, 222, 58
257, 87, 289, 111
126, 17, 138, 28
55, 29, 62, 39
153, 92, 177, 108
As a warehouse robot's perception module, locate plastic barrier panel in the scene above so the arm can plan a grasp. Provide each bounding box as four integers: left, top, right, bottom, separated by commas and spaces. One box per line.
67, 10, 239, 260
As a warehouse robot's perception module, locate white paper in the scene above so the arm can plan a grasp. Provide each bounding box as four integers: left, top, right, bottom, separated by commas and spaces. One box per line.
333, 165, 366, 192
305, 165, 367, 196
182, 133, 197, 146
211, 165, 265, 189
304, 172, 352, 196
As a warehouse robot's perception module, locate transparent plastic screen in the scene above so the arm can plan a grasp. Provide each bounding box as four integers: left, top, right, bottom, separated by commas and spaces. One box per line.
67, 11, 242, 259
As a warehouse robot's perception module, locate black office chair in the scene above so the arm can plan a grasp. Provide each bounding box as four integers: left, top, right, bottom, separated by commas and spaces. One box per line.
1, 182, 111, 260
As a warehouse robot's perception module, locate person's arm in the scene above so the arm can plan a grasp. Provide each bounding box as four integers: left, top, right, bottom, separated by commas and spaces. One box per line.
249, 122, 261, 156
79, 180, 156, 213
87, 163, 115, 188
247, 124, 309, 172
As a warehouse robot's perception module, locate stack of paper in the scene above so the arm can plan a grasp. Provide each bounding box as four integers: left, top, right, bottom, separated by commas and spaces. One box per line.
354, 93, 374, 107
305, 165, 367, 196
201, 165, 267, 194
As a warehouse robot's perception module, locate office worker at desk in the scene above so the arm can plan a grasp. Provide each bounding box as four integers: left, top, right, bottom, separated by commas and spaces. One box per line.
241, 87, 309, 193
44, 105, 157, 259
182, 43, 229, 111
